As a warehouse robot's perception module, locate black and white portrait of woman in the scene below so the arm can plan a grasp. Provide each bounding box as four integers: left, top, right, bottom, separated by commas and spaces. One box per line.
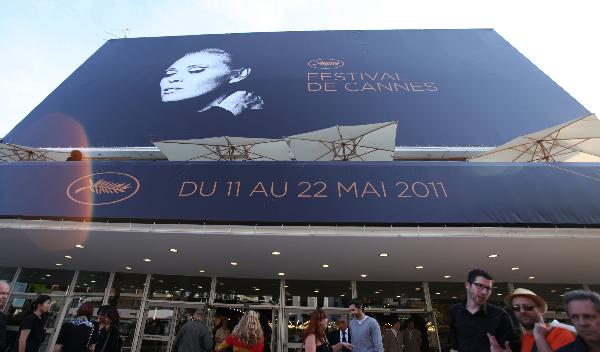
160, 48, 264, 116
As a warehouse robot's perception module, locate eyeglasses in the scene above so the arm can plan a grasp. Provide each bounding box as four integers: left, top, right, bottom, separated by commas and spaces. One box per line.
470, 282, 493, 292
512, 304, 535, 312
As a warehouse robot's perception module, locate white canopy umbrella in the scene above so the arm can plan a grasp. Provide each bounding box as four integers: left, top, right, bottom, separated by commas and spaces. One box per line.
469, 113, 600, 162
154, 137, 291, 161
287, 121, 397, 161
0, 143, 69, 162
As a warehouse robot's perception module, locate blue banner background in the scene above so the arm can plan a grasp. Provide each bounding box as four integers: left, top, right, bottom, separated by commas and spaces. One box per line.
1, 161, 599, 225
3, 29, 588, 148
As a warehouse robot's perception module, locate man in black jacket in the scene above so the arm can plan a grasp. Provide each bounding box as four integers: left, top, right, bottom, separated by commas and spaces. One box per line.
173, 309, 213, 352
449, 269, 520, 352
328, 315, 351, 352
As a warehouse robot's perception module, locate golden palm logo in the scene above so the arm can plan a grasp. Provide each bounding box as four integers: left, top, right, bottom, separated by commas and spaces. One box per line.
307, 58, 345, 69
67, 172, 140, 205
75, 179, 131, 195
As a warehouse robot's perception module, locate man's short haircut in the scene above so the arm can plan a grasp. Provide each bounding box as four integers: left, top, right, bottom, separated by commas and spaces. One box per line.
467, 269, 493, 283
348, 299, 364, 310
564, 290, 600, 314
0, 280, 9, 288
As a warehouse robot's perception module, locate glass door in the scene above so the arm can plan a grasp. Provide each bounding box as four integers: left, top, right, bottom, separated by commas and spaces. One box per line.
211, 305, 277, 352
285, 307, 348, 352
137, 301, 205, 352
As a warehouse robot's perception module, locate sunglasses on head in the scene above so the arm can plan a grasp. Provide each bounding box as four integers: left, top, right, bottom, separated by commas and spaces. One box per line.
512, 304, 535, 312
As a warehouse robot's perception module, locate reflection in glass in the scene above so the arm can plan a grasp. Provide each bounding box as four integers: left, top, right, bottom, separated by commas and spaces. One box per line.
149, 274, 211, 302
429, 281, 466, 352
109, 272, 147, 350
143, 307, 174, 336
357, 281, 425, 309
14, 268, 75, 294
215, 278, 280, 305
0, 267, 17, 282
285, 280, 351, 308
74, 271, 110, 293
366, 312, 434, 351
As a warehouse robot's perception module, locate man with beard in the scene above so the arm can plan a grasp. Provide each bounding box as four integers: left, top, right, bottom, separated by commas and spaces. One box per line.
496, 288, 575, 352
348, 300, 383, 352
449, 269, 519, 352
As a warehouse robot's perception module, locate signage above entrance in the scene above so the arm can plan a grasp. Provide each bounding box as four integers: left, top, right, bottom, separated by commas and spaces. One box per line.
1, 161, 600, 225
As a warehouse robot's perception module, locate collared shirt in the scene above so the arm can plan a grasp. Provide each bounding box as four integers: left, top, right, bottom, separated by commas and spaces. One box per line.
449, 301, 520, 352
556, 335, 591, 352
340, 328, 349, 342
19, 313, 46, 352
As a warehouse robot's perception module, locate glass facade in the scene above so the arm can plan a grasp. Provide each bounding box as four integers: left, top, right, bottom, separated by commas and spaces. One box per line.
285, 280, 351, 308
14, 268, 75, 294
357, 281, 425, 309
215, 277, 280, 305
149, 274, 211, 302
0, 265, 598, 352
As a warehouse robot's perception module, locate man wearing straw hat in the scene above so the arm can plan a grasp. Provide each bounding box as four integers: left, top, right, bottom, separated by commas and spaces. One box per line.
490, 288, 575, 352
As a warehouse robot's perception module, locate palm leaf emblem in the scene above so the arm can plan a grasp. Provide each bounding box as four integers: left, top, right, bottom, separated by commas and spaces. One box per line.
75, 178, 131, 195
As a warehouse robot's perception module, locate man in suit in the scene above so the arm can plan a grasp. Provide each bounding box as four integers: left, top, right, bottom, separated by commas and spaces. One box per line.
382, 319, 403, 352
328, 315, 351, 352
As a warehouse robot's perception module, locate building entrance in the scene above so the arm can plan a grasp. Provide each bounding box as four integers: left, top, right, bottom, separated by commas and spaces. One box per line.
211, 305, 278, 352
137, 301, 206, 352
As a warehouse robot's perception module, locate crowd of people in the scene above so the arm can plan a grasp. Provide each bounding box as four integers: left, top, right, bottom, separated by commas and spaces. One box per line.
0, 285, 123, 352
302, 269, 600, 352
2, 269, 600, 352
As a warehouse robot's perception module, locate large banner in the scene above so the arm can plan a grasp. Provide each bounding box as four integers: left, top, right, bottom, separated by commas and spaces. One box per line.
1, 161, 600, 225
3, 30, 588, 148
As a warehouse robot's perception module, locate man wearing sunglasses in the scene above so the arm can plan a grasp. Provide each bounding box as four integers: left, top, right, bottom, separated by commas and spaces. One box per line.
504, 288, 575, 352
449, 269, 519, 352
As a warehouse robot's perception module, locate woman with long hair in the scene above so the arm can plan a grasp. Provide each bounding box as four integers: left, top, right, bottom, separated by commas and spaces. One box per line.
92, 305, 121, 352
304, 309, 352, 352
216, 310, 264, 352
54, 301, 95, 352
17, 295, 51, 352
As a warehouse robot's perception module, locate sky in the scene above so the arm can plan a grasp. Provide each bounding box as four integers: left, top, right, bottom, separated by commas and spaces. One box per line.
0, 0, 598, 138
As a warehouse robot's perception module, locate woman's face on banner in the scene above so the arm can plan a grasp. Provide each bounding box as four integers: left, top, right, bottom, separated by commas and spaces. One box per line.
160, 51, 233, 102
